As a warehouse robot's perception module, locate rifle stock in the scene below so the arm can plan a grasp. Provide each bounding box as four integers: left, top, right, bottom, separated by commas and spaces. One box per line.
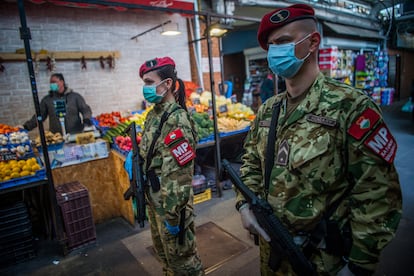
124, 122, 146, 228
222, 159, 316, 275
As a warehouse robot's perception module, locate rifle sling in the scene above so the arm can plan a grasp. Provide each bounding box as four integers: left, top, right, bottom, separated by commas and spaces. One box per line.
145, 107, 180, 172
264, 102, 281, 199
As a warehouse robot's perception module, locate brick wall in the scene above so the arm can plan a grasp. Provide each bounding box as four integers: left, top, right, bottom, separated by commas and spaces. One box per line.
0, 2, 192, 131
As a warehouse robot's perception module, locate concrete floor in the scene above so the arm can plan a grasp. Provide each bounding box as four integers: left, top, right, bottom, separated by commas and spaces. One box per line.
1, 100, 413, 276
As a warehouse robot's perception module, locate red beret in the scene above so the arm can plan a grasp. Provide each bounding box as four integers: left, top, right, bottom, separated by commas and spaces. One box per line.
257, 4, 316, 50
139, 56, 175, 78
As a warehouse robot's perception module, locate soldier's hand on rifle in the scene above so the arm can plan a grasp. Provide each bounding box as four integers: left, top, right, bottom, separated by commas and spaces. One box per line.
239, 203, 271, 242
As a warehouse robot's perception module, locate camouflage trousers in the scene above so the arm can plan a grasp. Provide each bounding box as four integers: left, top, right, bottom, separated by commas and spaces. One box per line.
147, 206, 204, 276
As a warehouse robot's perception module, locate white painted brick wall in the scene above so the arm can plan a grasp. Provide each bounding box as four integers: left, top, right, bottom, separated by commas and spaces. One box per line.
0, 2, 192, 131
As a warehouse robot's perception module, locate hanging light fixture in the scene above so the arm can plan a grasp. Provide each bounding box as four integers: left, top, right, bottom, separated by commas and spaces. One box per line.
161, 22, 181, 36
130, 20, 181, 40
208, 22, 233, 37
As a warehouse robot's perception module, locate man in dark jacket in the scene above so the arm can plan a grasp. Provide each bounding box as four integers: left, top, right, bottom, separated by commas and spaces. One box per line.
22, 73, 92, 135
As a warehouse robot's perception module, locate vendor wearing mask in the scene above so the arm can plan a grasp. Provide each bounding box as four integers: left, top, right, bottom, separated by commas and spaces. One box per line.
21, 73, 93, 135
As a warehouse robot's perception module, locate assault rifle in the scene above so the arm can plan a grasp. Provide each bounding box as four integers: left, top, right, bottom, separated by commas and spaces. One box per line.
123, 121, 146, 228
221, 159, 316, 276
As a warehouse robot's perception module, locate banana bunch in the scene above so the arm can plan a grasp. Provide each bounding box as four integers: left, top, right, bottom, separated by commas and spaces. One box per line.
217, 117, 251, 132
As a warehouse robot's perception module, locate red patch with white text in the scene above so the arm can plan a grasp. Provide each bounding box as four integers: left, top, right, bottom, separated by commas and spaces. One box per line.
170, 139, 196, 166
348, 108, 380, 140
164, 129, 184, 146
364, 123, 397, 164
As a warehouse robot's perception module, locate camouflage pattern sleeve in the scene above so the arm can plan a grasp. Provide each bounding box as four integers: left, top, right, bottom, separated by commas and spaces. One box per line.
345, 95, 402, 271
237, 96, 280, 203
156, 107, 197, 226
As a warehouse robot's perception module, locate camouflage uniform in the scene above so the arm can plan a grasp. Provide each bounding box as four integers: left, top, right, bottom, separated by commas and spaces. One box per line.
237, 73, 402, 275
140, 101, 204, 276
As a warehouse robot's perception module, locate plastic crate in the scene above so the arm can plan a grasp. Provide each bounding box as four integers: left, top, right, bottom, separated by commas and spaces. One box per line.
0, 168, 46, 191
56, 182, 96, 250
0, 202, 35, 268
194, 188, 212, 205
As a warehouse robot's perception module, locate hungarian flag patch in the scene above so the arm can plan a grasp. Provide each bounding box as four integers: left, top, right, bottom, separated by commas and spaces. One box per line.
364, 123, 397, 164
170, 139, 196, 166
164, 129, 184, 146
348, 108, 380, 140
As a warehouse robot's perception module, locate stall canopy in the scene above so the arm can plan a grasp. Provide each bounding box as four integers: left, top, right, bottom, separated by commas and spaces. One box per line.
29, 0, 195, 14
323, 21, 385, 40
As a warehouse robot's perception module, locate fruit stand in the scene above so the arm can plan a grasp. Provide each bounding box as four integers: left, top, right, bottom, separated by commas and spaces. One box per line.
0, 87, 254, 230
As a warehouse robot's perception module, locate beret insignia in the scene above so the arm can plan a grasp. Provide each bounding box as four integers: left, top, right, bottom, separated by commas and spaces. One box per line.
270, 10, 290, 24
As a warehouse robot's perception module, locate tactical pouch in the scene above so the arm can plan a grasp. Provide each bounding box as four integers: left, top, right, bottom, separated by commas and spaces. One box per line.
147, 170, 160, 192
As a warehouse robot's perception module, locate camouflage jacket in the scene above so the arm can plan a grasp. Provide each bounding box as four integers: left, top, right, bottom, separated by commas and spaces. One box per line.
238, 73, 402, 272
140, 101, 198, 226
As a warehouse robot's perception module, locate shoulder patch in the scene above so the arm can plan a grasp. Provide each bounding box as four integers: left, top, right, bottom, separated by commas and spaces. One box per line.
170, 139, 196, 166
164, 128, 184, 146
348, 108, 380, 140
364, 123, 397, 164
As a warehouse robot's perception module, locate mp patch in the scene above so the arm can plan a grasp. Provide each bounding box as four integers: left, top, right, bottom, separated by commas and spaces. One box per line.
170, 139, 196, 166
348, 108, 380, 140
364, 123, 397, 164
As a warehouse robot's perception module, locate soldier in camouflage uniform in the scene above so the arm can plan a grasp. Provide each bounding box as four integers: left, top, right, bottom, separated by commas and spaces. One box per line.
235, 4, 402, 276
139, 57, 204, 275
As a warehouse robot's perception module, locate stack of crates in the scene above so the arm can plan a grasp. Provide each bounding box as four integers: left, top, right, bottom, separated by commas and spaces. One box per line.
0, 202, 35, 268
56, 181, 96, 250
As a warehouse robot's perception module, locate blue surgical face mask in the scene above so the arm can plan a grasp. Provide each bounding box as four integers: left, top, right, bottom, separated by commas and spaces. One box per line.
267, 33, 312, 79
50, 83, 59, 92
142, 79, 167, 103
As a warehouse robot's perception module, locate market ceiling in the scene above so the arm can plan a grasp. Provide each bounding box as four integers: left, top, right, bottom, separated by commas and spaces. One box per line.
17, 0, 411, 36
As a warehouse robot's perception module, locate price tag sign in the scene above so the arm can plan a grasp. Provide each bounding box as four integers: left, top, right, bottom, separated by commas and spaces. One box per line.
0, 151, 17, 161
231, 95, 237, 104
192, 98, 201, 105
219, 104, 228, 114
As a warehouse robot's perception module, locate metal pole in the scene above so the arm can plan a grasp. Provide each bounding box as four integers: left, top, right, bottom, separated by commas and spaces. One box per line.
219, 37, 225, 95
17, 0, 64, 241
206, 14, 222, 197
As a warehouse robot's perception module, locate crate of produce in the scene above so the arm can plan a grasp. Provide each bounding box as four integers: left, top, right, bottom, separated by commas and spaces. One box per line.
56, 182, 96, 250
0, 157, 46, 191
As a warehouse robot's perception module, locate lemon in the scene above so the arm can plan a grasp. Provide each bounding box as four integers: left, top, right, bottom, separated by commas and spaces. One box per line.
19, 170, 31, 177
10, 172, 20, 178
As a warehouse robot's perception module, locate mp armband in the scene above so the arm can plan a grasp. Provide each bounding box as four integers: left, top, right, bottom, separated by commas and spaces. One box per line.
235, 200, 248, 212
